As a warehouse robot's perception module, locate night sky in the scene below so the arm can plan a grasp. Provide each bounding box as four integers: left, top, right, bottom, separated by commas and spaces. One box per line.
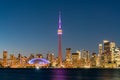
0, 0, 120, 58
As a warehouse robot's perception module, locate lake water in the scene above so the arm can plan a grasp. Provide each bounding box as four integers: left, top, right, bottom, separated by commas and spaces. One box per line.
0, 68, 120, 80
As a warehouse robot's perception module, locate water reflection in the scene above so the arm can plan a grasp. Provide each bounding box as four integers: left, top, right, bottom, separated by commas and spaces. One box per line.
0, 69, 120, 80
51, 69, 68, 80
51, 69, 120, 80
80, 69, 120, 80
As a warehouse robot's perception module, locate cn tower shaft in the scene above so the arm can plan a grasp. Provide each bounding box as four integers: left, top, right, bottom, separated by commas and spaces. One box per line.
58, 33, 62, 66
57, 12, 62, 66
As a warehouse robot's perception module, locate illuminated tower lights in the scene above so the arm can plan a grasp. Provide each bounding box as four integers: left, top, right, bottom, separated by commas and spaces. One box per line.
57, 11, 63, 66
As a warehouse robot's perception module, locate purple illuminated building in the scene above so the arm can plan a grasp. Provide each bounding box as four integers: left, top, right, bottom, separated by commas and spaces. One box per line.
57, 12, 63, 66
28, 58, 50, 66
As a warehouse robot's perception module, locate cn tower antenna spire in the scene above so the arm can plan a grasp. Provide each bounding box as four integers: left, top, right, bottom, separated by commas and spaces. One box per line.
59, 11, 61, 29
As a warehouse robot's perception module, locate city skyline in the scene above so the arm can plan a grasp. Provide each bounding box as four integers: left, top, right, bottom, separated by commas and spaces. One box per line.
1, 39, 120, 68
0, 0, 120, 57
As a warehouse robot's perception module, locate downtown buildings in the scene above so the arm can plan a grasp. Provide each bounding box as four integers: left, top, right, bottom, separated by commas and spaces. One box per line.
0, 40, 120, 68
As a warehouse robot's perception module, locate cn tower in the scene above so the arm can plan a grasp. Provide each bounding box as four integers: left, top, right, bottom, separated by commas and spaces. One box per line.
57, 12, 62, 66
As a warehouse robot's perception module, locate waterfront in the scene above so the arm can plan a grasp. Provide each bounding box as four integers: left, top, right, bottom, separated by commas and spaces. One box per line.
0, 68, 120, 80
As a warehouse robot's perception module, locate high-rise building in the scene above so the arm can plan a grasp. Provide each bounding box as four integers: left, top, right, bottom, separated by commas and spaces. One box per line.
65, 48, 71, 62
72, 53, 80, 68
90, 53, 97, 67
81, 49, 90, 67
110, 42, 116, 62
10, 54, 16, 66
47, 53, 51, 61
103, 40, 110, 53
57, 12, 63, 66
103, 40, 112, 63
99, 44, 103, 55
76, 50, 81, 59
102, 40, 118, 68
98, 44, 103, 67
81, 49, 90, 60
3, 50, 8, 66
114, 48, 120, 67
47, 53, 54, 63
64, 48, 72, 68
103, 40, 116, 62
18, 53, 22, 64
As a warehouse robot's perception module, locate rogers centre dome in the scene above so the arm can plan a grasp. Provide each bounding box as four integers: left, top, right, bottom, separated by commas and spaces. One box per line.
28, 58, 50, 66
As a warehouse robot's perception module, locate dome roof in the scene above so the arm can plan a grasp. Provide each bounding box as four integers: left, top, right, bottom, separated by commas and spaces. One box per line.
28, 58, 50, 65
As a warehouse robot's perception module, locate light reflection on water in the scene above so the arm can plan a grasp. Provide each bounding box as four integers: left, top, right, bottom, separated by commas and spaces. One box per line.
52, 69, 68, 80
51, 69, 120, 80
0, 68, 120, 80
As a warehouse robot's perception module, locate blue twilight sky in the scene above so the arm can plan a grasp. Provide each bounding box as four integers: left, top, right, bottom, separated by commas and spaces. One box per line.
0, 0, 120, 58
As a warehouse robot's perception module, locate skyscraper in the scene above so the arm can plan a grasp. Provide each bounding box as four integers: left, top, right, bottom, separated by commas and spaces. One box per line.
98, 44, 103, 67
65, 48, 71, 62
99, 44, 102, 55
103, 40, 116, 63
103, 40, 110, 53
57, 12, 63, 66
110, 42, 116, 62
3, 50, 8, 67
72, 53, 80, 68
